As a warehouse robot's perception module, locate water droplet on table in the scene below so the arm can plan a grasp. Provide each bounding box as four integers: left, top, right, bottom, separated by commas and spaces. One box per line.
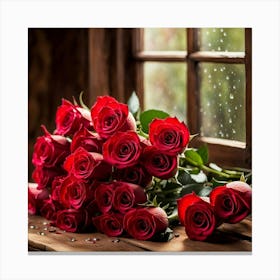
69, 237, 76, 242
174, 233, 180, 238
37, 231, 46, 236
112, 239, 120, 243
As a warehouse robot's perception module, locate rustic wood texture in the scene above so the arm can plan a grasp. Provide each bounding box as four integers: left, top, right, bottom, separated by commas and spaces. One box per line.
28, 215, 251, 252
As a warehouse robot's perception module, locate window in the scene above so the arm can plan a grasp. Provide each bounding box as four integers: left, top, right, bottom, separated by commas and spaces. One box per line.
131, 28, 251, 169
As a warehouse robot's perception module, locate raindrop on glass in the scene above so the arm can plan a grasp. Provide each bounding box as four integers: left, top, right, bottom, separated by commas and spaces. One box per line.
226, 76, 229, 80
229, 94, 234, 100
229, 118, 232, 124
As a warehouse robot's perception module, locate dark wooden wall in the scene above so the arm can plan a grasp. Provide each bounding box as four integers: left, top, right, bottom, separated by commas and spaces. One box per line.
28, 28, 89, 180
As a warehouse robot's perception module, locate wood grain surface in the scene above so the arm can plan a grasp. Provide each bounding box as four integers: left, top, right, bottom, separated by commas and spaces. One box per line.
28, 215, 251, 252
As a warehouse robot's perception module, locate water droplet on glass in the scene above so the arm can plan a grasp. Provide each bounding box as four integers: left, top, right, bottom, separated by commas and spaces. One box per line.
225, 133, 229, 138
235, 106, 238, 110
233, 85, 236, 90
214, 68, 217, 72
214, 115, 217, 119
204, 68, 208, 73
229, 94, 234, 100
213, 84, 216, 89
224, 32, 227, 36
208, 74, 212, 79
217, 46, 221, 51
226, 76, 229, 80
229, 118, 232, 124
220, 39, 223, 43
220, 68, 224, 72
220, 28, 224, 32
112, 239, 120, 243
218, 93, 222, 97
208, 43, 212, 47
207, 102, 210, 107
220, 124, 223, 128
69, 237, 76, 242
228, 109, 231, 113
233, 129, 236, 134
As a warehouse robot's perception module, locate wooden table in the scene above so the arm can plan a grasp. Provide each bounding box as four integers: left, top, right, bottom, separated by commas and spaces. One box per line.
28, 215, 252, 252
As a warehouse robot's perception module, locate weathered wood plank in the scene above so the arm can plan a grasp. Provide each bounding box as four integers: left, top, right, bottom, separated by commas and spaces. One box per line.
29, 215, 251, 252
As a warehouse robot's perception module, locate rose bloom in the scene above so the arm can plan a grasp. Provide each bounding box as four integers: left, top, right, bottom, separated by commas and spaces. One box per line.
28, 183, 49, 215
32, 125, 70, 168
71, 127, 103, 153
63, 147, 112, 181
59, 176, 88, 209
113, 164, 152, 188
55, 99, 92, 136
177, 193, 216, 241
56, 209, 89, 233
32, 166, 65, 190
141, 146, 178, 179
149, 117, 190, 155
90, 96, 136, 139
210, 181, 252, 224
93, 212, 124, 237
40, 198, 58, 221
94, 182, 116, 213
51, 176, 66, 207
123, 207, 168, 241
113, 182, 147, 213
103, 131, 141, 169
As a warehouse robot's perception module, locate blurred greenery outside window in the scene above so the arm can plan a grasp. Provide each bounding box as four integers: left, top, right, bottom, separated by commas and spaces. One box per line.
133, 28, 251, 168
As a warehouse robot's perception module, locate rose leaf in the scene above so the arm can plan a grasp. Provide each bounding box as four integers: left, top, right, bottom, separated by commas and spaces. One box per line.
140, 109, 170, 134
184, 149, 204, 167
197, 145, 209, 165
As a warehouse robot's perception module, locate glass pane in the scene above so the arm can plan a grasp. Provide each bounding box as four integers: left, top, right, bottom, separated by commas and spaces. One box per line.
144, 62, 187, 122
199, 63, 246, 142
144, 28, 186, 51
199, 28, 245, 52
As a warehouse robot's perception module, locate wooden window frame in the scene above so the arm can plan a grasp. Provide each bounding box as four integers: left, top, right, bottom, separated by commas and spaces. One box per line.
132, 28, 252, 169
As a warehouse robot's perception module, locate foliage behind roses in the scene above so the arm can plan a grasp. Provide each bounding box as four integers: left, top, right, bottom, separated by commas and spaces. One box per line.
29, 92, 252, 242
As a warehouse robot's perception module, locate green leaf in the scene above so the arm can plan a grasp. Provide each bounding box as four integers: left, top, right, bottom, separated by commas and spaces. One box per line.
152, 227, 174, 242
127, 91, 140, 115
163, 181, 183, 191
180, 183, 204, 196
184, 149, 204, 166
197, 145, 209, 165
176, 169, 193, 185
79, 91, 90, 111
140, 109, 169, 134
211, 177, 229, 188
198, 186, 213, 197
190, 171, 208, 183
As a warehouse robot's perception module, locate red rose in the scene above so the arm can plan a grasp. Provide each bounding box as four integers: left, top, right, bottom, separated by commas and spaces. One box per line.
94, 182, 116, 213
63, 147, 112, 181
123, 207, 168, 240
210, 181, 252, 224
56, 209, 89, 233
103, 131, 141, 169
32, 125, 70, 168
113, 182, 147, 213
177, 193, 216, 241
141, 146, 178, 179
55, 99, 92, 136
90, 96, 136, 139
71, 127, 103, 153
32, 166, 65, 190
51, 176, 65, 207
40, 198, 58, 221
149, 117, 190, 155
113, 164, 152, 188
60, 176, 91, 209
28, 183, 49, 215
93, 212, 124, 237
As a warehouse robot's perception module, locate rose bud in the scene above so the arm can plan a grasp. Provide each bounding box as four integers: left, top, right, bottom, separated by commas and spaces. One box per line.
55, 99, 92, 136
103, 131, 141, 169
56, 209, 89, 233
113, 182, 147, 213
71, 127, 103, 153
141, 146, 178, 179
177, 193, 216, 241
210, 182, 252, 224
90, 96, 136, 139
123, 207, 168, 241
28, 183, 49, 215
94, 182, 116, 213
113, 164, 152, 188
32, 166, 66, 190
63, 147, 112, 181
40, 198, 58, 221
93, 212, 124, 237
149, 117, 190, 155
32, 125, 70, 168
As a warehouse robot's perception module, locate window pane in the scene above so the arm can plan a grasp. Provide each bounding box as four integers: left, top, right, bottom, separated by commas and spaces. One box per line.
144, 62, 187, 122
144, 28, 186, 51
199, 63, 246, 142
199, 28, 245, 52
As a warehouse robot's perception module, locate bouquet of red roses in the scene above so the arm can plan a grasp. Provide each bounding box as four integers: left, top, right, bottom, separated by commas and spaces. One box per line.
29, 93, 252, 241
